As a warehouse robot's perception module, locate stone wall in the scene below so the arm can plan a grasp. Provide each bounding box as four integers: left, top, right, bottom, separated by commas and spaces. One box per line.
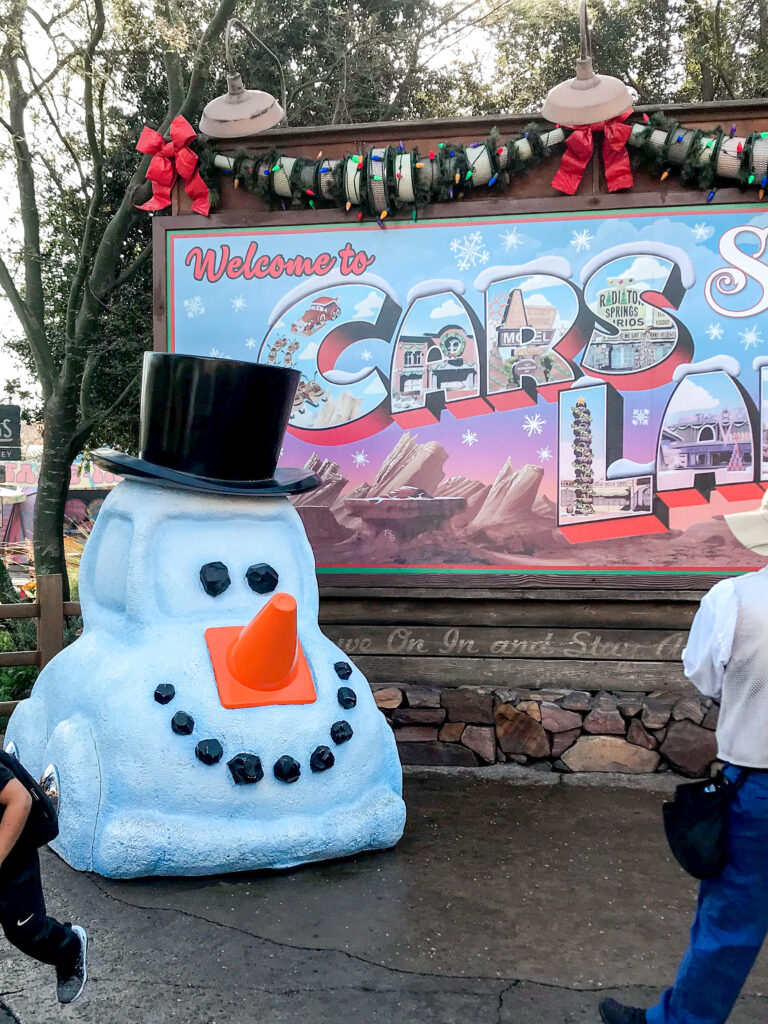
374, 685, 720, 778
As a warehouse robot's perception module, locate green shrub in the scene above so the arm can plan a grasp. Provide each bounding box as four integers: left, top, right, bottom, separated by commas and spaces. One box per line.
0, 629, 37, 703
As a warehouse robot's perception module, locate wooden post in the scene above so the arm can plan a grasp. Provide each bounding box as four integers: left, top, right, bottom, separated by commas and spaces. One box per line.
37, 574, 64, 669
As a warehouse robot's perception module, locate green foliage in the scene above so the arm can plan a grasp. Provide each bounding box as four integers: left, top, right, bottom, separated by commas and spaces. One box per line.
0, 630, 36, 704
484, 0, 768, 113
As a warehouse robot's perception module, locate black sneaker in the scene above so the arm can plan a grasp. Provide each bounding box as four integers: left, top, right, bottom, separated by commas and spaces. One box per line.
599, 998, 647, 1024
56, 925, 88, 1004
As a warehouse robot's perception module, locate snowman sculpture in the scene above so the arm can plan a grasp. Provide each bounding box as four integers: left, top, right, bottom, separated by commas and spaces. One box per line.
6, 354, 405, 878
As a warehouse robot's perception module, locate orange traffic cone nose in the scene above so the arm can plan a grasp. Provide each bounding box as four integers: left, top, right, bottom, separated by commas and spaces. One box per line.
205, 593, 317, 709
228, 592, 299, 690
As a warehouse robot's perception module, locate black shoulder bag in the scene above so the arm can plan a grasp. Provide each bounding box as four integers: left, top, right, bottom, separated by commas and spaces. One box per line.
0, 750, 59, 848
662, 768, 749, 880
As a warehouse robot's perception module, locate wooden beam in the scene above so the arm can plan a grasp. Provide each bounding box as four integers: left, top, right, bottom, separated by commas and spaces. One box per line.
354, 655, 689, 691
0, 700, 20, 716
0, 603, 40, 619
36, 574, 63, 669
318, 598, 696, 629
0, 651, 39, 667
324, 625, 688, 662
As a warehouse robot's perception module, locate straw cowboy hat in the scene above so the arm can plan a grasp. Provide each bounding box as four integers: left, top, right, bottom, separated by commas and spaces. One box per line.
725, 490, 768, 556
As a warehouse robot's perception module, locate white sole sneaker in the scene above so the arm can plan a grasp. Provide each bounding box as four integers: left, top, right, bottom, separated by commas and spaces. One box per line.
56, 925, 88, 1004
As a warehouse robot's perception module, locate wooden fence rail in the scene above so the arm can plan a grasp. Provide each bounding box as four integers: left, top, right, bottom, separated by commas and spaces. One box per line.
0, 575, 81, 716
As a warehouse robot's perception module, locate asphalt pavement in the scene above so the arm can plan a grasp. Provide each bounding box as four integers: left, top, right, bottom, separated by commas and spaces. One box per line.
1, 766, 766, 1024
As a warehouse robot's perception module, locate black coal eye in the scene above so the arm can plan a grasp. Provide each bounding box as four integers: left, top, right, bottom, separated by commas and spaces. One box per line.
246, 563, 279, 594
200, 561, 231, 597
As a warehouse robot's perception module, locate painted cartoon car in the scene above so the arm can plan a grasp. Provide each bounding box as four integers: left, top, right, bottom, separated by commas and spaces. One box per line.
291, 297, 341, 335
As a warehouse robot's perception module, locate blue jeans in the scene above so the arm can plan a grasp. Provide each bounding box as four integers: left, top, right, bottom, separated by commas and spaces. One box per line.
647, 766, 768, 1024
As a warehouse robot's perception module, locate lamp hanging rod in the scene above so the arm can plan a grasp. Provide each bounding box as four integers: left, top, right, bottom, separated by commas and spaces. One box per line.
224, 18, 288, 126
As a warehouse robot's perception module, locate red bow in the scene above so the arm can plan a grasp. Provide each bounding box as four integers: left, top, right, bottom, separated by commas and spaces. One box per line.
551, 112, 634, 195
135, 115, 210, 216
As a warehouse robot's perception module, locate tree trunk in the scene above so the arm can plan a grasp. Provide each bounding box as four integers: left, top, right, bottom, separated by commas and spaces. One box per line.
34, 392, 83, 600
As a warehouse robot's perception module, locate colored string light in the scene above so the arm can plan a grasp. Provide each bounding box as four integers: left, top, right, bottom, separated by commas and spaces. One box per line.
488, 174, 497, 187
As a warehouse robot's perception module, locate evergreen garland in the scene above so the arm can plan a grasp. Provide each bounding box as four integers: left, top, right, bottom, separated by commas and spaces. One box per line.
185, 113, 768, 218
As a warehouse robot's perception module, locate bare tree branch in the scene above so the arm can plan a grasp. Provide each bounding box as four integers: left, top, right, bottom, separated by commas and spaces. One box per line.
20, 51, 88, 192
158, 0, 185, 116
0, 250, 56, 399
0, 0, 55, 397
100, 242, 152, 298
65, 0, 106, 344
78, 370, 141, 436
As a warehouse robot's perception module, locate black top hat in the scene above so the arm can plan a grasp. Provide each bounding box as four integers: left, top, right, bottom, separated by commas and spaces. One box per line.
93, 353, 320, 496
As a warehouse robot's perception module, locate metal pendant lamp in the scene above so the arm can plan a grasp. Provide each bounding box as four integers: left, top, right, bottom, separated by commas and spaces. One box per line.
200, 18, 287, 139
542, 0, 634, 126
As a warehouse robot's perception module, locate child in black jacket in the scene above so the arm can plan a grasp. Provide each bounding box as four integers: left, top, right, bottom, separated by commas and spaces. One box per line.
0, 763, 87, 1004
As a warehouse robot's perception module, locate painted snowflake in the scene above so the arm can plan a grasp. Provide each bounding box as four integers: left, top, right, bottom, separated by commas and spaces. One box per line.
537, 446, 552, 462
739, 325, 763, 350
352, 450, 369, 467
522, 413, 547, 437
500, 228, 524, 252
691, 222, 714, 242
450, 231, 490, 271
183, 296, 205, 318
245, 337, 258, 350
209, 347, 230, 358
361, 349, 372, 362
570, 229, 593, 253
231, 295, 247, 312
632, 407, 650, 427
461, 429, 478, 447
706, 323, 723, 341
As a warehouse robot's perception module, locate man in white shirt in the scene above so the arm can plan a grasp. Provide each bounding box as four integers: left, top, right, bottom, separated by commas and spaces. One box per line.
600, 491, 768, 1024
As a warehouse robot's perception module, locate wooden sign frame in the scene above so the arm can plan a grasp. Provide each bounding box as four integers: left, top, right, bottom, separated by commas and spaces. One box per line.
153, 101, 768, 594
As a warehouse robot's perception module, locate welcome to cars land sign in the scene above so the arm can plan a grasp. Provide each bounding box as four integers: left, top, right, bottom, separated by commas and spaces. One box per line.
159, 206, 768, 584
